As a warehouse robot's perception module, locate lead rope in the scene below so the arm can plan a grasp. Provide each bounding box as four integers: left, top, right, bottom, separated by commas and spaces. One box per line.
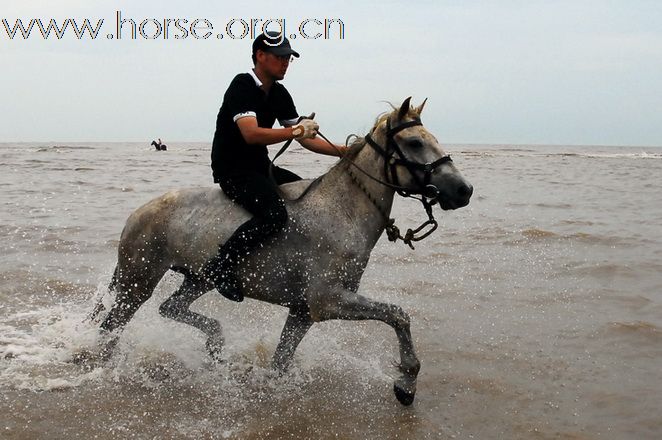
346, 164, 438, 250
384, 199, 438, 250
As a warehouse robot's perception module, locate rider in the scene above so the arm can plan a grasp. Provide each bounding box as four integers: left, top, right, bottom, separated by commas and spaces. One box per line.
203, 31, 347, 302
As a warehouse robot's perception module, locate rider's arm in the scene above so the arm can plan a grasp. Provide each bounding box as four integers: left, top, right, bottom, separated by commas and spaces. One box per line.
236, 116, 295, 145
236, 112, 347, 156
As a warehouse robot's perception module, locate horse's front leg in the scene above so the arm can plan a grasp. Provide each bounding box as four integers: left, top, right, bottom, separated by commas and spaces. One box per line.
272, 309, 313, 373
159, 275, 223, 361
312, 288, 420, 406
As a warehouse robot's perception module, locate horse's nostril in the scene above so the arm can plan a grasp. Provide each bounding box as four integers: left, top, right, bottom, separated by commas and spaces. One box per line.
458, 183, 473, 199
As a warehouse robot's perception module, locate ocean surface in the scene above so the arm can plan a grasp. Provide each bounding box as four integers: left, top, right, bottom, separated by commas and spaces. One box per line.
1, 141, 661, 439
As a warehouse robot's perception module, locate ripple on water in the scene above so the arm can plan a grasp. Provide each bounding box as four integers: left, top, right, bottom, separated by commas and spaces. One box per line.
521, 228, 558, 239
501, 228, 640, 248
569, 263, 640, 279
599, 321, 662, 349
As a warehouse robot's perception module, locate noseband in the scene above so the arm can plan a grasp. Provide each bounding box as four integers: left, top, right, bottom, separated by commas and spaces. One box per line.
364, 119, 452, 199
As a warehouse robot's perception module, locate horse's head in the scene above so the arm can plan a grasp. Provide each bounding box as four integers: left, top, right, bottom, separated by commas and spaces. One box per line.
367, 97, 473, 210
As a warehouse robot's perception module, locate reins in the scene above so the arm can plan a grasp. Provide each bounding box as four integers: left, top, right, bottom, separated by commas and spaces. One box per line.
270, 116, 451, 249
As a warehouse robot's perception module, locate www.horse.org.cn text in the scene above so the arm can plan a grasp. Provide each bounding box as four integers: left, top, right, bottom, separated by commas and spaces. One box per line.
1, 12, 345, 41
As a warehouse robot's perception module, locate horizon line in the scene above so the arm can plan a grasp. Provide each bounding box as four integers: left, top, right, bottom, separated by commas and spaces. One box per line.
1, 140, 661, 149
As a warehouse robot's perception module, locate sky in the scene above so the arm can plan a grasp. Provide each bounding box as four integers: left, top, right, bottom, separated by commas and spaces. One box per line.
1, 0, 661, 146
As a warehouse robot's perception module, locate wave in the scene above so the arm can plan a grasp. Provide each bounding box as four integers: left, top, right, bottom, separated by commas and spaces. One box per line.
565, 232, 635, 246
466, 226, 512, 241
0, 269, 96, 298
107, 186, 135, 192
569, 263, 640, 279
497, 228, 640, 247
35, 145, 96, 152
595, 294, 652, 311
520, 227, 621, 243
557, 219, 596, 226
521, 228, 558, 239
602, 321, 662, 345
490, 147, 538, 152
498, 228, 560, 244
533, 202, 574, 209
453, 147, 662, 160
0, 224, 84, 240
553, 151, 662, 160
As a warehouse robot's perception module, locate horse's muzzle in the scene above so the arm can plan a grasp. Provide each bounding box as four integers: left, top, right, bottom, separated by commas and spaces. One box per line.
438, 181, 473, 210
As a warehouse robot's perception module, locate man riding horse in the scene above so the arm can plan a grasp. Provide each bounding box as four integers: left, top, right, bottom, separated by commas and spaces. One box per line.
90, 31, 473, 406
203, 31, 347, 302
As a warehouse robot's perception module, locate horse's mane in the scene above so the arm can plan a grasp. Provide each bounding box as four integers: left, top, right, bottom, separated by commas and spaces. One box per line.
341, 104, 422, 163
285, 101, 423, 201
342, 136, 367, 161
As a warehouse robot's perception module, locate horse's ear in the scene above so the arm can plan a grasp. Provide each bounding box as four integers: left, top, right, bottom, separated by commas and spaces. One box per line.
415, 98, 428, 116
397, 96, 412, 121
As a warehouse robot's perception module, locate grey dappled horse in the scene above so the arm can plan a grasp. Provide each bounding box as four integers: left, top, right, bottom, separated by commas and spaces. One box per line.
93, 98, 473, 405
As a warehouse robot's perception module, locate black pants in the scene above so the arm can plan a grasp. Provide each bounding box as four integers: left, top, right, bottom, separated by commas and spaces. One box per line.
216, 166, 301, 267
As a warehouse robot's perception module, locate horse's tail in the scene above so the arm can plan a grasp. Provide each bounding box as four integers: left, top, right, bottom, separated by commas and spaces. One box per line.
108, 264, 119, 292
86, 264, 118, 324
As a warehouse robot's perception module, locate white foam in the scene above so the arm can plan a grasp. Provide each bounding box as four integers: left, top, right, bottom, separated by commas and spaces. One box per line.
1, 280, 397, 396
569, 151, 662, 159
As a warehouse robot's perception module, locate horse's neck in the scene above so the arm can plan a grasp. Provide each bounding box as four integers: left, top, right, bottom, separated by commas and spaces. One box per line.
306, 140, 395, 246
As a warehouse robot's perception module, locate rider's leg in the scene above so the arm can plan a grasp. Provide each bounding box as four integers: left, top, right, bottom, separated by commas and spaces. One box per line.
202, 169, 300, 302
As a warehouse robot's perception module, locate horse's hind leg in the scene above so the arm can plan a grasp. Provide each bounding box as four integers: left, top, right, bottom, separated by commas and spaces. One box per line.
96, 264, 166, 358
100, 269, 164, 333
71, 265, 166, 365
158, 275, 223, 360
272, 309, 313, 372
314, 288, 420, 406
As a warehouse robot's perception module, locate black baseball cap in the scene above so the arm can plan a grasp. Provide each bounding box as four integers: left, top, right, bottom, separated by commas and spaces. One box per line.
252, 31, 300, 58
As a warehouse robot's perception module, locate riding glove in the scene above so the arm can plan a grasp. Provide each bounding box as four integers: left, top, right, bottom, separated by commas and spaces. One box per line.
292, 119, 319, 140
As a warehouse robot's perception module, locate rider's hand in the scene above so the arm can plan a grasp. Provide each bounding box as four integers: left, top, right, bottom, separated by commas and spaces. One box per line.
292, 119, 319, 140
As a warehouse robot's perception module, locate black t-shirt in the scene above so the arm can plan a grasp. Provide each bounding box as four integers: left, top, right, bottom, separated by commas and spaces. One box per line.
211, 72, 299, 181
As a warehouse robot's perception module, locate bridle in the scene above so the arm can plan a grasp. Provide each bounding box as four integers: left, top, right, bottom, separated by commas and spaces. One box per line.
364, 118, 453, 199
272, 115, 453, 249
356, 117, 452, 248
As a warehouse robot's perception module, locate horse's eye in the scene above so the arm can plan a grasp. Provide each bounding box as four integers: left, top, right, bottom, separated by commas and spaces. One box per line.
408, 139, 423, 149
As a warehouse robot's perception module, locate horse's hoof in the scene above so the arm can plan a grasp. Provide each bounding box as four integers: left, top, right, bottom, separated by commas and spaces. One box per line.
393, 382, 416, 406
270, 362, 288, 376
71, 349, 98, 367
71, 336, 118, 368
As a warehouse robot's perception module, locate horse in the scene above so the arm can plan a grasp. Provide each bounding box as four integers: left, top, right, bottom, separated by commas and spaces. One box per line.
90, 97, 473, 405
151, 140, 167, 151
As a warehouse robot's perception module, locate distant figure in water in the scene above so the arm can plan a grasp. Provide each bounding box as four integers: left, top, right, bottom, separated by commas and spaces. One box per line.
151, 138, 167, 151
